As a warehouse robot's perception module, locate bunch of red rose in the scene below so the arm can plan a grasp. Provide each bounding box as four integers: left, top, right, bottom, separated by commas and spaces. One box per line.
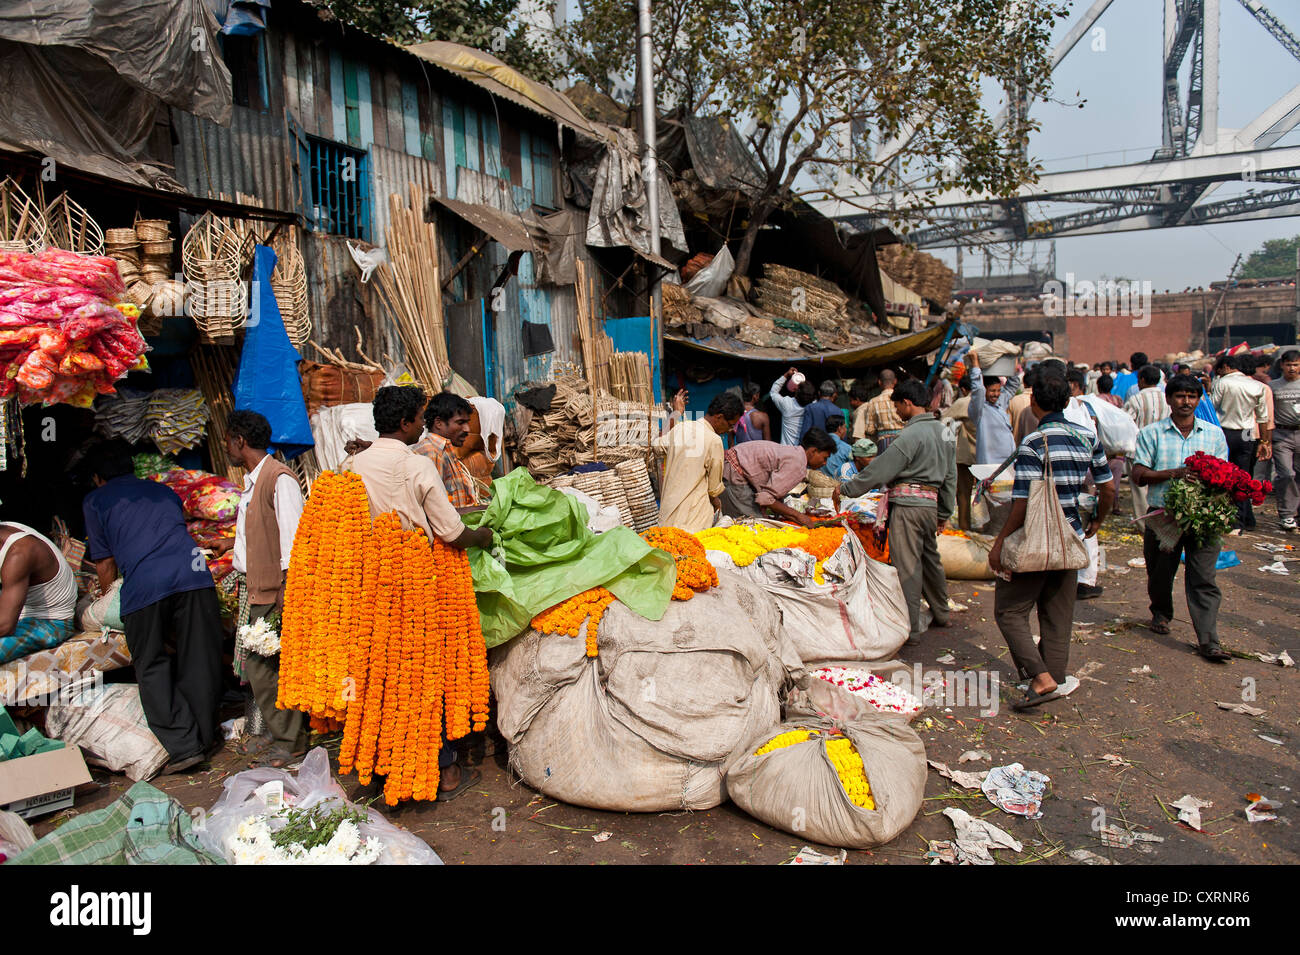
1184, 451, 1271, 506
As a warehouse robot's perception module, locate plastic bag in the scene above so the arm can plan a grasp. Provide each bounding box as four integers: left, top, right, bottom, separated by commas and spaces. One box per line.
77, 578, 125, 632
683, 245, 734, 298
45, 684, 169, 781
195, 748, 442, 865
347, 241, 387, 283
1078, 394, 1139, 456
725, 714, 927, 849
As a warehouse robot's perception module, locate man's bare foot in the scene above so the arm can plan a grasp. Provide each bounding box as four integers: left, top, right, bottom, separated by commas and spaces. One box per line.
1029, 674, 1058, 696
438, 764, 462, 793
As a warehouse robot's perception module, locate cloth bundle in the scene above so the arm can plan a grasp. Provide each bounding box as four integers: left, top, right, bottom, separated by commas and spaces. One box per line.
145, 389, 209, 454
94, 389, 152, 442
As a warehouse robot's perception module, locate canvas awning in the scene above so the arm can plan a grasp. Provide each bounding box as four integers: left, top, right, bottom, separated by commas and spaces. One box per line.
665, 319, 954, 369
428, 193, 539, 254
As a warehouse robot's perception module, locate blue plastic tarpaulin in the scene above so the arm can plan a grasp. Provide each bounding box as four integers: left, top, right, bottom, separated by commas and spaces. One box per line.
233, 245, 314, 458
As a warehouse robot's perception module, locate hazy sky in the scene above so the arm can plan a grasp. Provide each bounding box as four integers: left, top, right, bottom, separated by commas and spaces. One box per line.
931, 0, 1300, 289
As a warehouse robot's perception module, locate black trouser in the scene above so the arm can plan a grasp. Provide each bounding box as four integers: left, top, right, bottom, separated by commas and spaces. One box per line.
1143, 523, 1222, 650
1223, 428, 1257, 529
122, 588, 224, 760
994, 569, 1078, 683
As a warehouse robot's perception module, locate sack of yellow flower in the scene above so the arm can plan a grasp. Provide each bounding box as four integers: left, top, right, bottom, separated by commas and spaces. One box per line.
716, 520, 912, 666
726, 715, 926, 849
491, 571, 802, 812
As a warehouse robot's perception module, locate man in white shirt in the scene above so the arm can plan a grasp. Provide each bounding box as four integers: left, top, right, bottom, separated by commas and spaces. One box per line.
770, 369, 813, 445
1124, 365, 1170, 522
225, 410, 306, 768
653, 392, 743, 532
1211, 353, 1272, 530
1065, 369, 1108, 599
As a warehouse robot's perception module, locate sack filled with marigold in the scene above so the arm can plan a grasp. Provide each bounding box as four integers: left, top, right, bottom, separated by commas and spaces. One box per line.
492, 572, 801, 812
726, 715, 926, 849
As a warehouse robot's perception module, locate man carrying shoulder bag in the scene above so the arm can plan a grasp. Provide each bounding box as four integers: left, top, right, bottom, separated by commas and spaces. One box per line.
988, 371, 1116, 710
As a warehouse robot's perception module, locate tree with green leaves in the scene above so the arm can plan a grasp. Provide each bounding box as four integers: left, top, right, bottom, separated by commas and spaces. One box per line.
1238, 235, 1300, 280
317, 0, 559, 83
561, 0, 1069, 276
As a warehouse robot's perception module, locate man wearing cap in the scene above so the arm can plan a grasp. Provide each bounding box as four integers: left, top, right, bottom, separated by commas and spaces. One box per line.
836, 438, 879, 483
842, 379, 956, 644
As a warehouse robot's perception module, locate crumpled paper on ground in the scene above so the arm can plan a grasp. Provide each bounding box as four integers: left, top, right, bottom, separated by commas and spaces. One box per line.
785, 846, 847, 865
1215, 700, 1265, 716
929, 759, 988, 790
983, 763, 1051, 818
939, 807, 1023, 864
1171, 794, 1212, 830
1099, 824, 1164, 851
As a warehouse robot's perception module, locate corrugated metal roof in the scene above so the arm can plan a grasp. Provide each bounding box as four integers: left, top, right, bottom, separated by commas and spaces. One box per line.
171, 106, 294, 210
429, 193, 538, 254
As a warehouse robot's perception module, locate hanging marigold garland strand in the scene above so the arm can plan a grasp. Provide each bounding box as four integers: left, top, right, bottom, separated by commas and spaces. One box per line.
279, 471, 491, 804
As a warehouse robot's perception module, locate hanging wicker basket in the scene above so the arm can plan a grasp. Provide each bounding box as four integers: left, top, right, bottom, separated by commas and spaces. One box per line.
0, 177, 47, 252
42, 192, 104, 255
134, 217, 171, 242
270, 228, 311, 347
182, 212, 249, 345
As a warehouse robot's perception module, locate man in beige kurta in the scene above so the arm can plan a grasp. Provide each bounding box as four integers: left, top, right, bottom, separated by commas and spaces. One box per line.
653, 392, 743, 532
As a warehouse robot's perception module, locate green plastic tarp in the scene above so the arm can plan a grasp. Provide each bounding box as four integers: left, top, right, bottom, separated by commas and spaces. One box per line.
464, 469, 675, 647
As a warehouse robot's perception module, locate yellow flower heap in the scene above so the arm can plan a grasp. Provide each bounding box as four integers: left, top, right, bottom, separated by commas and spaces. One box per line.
752, 728, 875, 810
696, 525, 812, 566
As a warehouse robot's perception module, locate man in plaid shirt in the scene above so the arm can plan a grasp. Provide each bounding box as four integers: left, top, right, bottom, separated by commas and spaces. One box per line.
1132, 374, 1231, 661
414, 392, 481, 508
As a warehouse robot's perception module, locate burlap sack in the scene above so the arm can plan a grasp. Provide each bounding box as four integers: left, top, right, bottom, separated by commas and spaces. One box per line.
728, 529, 910, 665
45, 684, 168, 781
938, 532, 994, 580
491, 572, 801, 811
786, 659, 925, 724
726, 715, 926, 849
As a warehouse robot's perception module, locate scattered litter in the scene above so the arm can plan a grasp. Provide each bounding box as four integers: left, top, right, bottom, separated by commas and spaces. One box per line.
1258, 734, 1284, 745
1068, 848, 1114, 865
1131, 665, 1152, 675
1099, 824, 1165, 852
948, 599, 969, 613
1259, 560, 1290, 575
983, 763, 1051, 818
785, 846, 846, 865
928, 759, 989, 790
1217, 551, 1241, 569
1244, 795, 1280, 824
1214, 700, 1265, 716
592, 831, 613, 843
958, 750, 990, 763
1256, 650, 1296, 668
1170, 794, 1212, 831
1109, 567, 1130, 576
935, 653, 956, 665
1076, 660, 1107, 684
924, 840, 958, 864
1254, 542, 1294, 554
1101, 754, 1131, 768
1126, 557, 1146, 569
221, 717, 246, 741
941, 807, 1023, 865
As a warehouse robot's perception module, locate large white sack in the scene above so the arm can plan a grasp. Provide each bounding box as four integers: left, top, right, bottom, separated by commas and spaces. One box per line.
1078, 394, 1139, 456
729, 528, 910, 665
45, 683, 169, 781
491, 572, 800, 812
726, 714, 927, 849
787, 659, 926, 724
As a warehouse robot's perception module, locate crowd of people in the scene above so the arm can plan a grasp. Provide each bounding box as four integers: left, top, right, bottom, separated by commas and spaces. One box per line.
657, 341, 1296, 709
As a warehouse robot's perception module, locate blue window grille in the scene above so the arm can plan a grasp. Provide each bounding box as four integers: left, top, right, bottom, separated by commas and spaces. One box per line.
306, 136, 371, 240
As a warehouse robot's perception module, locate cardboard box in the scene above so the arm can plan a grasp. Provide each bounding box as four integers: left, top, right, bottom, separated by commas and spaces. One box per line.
0, 745, 93, 820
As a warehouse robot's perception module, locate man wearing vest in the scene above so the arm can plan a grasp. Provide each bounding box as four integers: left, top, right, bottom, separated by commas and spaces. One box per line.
226, 410, 306, 768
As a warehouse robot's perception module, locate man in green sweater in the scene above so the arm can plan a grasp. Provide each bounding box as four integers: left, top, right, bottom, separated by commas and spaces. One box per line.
842, 379, 956, 644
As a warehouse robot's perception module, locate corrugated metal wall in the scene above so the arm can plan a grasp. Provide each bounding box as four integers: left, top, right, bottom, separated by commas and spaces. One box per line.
368, 143, 444, 249
301, 232, 406, 364
170, 106, 294, 209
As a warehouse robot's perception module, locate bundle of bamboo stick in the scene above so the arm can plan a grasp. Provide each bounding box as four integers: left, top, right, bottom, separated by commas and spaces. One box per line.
609, 351, 651, 405
368, 184, 449, 390
190, 344, 242, 482
574, 258, 612, 396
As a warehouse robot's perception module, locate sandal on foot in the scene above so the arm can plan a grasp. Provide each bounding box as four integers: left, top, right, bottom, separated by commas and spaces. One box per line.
1012, 675, 1079, 711
435, 768, 482, 803
1148, 617, 1171, 635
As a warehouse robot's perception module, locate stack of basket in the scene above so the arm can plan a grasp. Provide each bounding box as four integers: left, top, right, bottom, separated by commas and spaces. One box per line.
136, 219, 174, 285
615, 457, 657, 531
270, 228, 311, 347
0, 178, 46, 252
182, 212, 249, 345
516, 376, 597, 481
105, 227, 152, 309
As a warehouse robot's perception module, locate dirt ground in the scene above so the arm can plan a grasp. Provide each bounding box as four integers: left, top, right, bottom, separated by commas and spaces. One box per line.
30, 499, 1300, 866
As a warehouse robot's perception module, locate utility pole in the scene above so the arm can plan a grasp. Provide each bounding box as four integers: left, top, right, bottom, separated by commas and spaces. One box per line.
1206, 253, 1241, 352
636, 0, 663, 398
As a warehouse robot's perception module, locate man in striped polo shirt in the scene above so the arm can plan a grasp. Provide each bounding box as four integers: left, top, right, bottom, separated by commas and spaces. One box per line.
988, 371, 1115, 709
